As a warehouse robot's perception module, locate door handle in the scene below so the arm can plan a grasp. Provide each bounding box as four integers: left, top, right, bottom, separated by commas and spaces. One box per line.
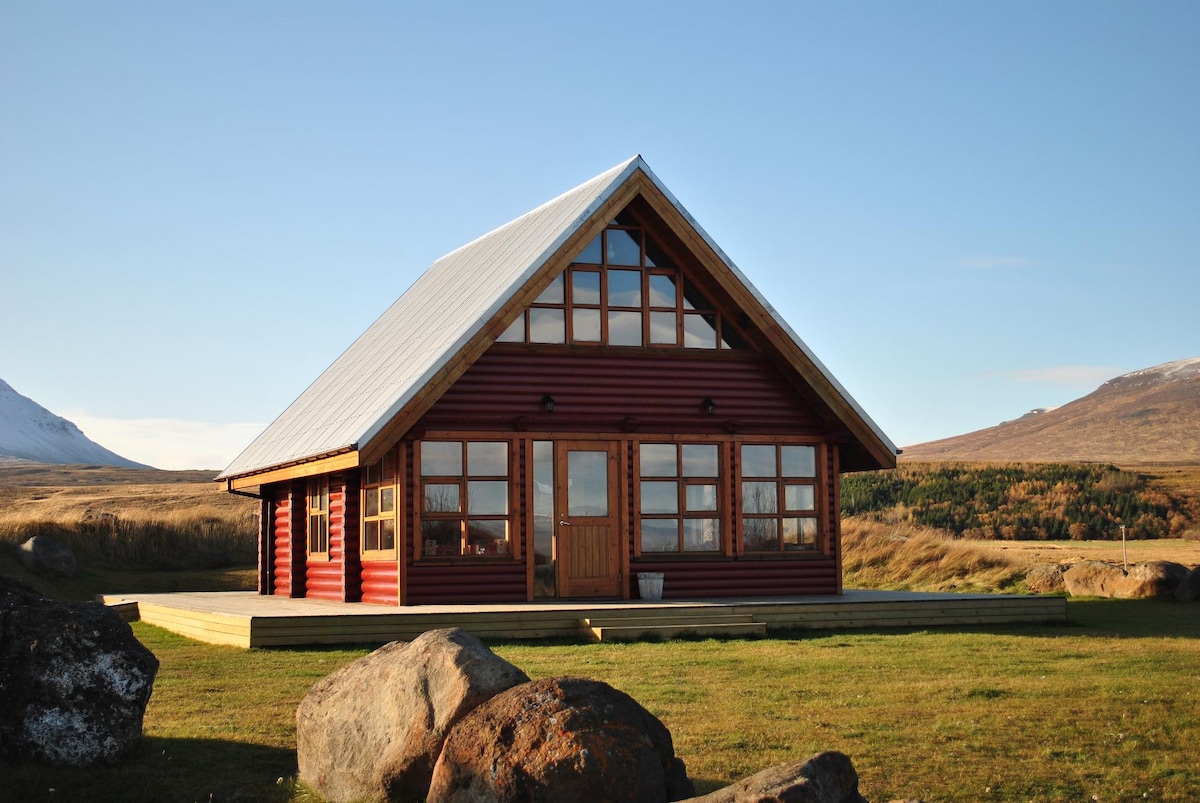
559, 520, 570, 526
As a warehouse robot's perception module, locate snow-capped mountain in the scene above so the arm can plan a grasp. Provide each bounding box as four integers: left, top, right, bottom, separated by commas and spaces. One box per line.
903, 358, 1200, 463
0, 378, 148, 468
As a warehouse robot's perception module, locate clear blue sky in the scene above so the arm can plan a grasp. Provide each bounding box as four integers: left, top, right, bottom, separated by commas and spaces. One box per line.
2, 2, 1197, 469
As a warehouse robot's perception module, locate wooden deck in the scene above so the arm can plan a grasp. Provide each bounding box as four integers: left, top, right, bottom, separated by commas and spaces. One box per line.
99, 590, 1068, 648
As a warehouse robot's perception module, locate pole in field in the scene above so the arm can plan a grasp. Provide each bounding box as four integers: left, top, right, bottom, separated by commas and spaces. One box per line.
1121, 524, 1128, 573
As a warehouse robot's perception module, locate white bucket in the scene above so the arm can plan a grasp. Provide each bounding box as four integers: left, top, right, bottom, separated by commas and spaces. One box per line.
637, 572, 664, 600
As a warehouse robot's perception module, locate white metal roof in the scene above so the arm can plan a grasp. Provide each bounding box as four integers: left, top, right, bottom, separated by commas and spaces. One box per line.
219, 156, 896, 480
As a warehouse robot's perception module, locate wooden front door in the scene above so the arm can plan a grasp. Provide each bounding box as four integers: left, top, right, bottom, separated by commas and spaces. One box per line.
555, 440, 621, 597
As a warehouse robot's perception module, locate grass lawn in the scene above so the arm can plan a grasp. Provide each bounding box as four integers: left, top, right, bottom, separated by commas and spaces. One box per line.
4, 598, 1199, 802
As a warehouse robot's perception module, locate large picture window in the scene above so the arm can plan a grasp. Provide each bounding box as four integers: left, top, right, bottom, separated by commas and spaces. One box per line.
638, 442, 722, 554
418, 440, 512, 558
307, 476, 330, 558
496, 213, 746, 350
740, 444, 819, 553
362, 453, 397, 557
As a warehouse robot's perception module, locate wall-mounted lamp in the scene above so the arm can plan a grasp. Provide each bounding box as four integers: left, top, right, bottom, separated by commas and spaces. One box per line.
541, 394, 555, 414
702, 398, 717, 416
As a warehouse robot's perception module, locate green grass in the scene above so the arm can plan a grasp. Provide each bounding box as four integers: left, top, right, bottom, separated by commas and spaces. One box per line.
3, 600, 1198, 802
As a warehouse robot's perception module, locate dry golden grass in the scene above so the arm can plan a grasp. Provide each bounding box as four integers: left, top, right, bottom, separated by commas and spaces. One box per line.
841, 516, 1028, 592
965, 537, 1200, 571
0, 463, 252, 523
842, 514, 1200, 594
0, 462, 257, 572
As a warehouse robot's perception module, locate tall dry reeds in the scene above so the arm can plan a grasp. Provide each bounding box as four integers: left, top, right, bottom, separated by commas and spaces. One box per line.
0, 507, 257, 570
841, 516, 1026, 592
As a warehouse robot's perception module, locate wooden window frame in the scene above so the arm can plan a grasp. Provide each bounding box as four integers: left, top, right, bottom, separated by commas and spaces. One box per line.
737, 442, 822, 555
306, 476, 330, 560
498, 217, 747, 351
415, 439, 515, 561
634, 441, 726, 557
361, 450, 399, 560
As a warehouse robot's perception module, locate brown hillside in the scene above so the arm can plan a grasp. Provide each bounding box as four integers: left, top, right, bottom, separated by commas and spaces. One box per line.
902, 358, 1200, 463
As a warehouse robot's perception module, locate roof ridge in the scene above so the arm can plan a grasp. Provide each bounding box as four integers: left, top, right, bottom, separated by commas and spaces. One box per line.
435, 156, 642, 265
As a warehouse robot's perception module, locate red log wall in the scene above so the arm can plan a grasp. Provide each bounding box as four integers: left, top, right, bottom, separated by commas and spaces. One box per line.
406, 563, 527, 605
416, 350, 841, 438
361, 561, 398, 606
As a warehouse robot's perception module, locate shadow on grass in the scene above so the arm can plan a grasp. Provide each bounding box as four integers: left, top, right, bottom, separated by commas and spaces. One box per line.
757, 598, 1200, 642
2, 736, 296, 803
0, 550, 257, 604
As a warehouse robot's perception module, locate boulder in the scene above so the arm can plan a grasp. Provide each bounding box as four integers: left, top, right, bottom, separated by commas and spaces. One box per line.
681, 751, 866, 803
429, 676, 694, 802
0, 575, 158, 765
1113, 561, 1189, 598
1025, 563, 1066, 594
1062, 561, 1125, 597
1175, 566, 1200, 602
16, 534, 77, 577
1062, 560, 1189, 599
296, 627, 529, 803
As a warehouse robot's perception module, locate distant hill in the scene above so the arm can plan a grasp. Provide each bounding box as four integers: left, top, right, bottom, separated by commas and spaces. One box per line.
0, 378, 149, 468
903, 357, 1200, 464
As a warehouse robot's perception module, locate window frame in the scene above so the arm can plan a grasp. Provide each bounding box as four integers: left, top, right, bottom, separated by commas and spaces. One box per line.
633, 440, 730, 557
306, 476, 330, 560
361, 450, 399, 560
497, 217, 747, 351
415, 439, 515, 560
736, 442, 823, 555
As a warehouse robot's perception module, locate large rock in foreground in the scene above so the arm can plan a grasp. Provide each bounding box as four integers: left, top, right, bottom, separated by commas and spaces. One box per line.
682, 751, 866, 803
0, 576, 158, 765
296, 628, 529, 803
429, 676, 694, 802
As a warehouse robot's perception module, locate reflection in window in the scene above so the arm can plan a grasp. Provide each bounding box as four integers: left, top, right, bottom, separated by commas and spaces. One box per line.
608, 311, 642, 347
606, 228, 641, 266
572, 308, 602, 342
648, 274, 676, 307
534, 274, 564, 305
608, 270, 642, 307
649, 311, 677, 345
529, 308, 565, 344
740, 444, 819, 553
419, 441, 512, 558
637, 442, 722, 553
533, 441, 556, 597
577, 235, 602, 264
683, 314, 718, 349
567, 450, 609, 516
572, 270, 601, 305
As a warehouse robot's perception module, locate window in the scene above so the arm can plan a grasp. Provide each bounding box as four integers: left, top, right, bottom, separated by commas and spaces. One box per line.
362, 453, 397, 557
497, 213, 747, 350
740, 444, 819, 552
418, 441, 512, 558
532, 441, 556, 597
638, 442, 722, 554
307, 476, 330, 557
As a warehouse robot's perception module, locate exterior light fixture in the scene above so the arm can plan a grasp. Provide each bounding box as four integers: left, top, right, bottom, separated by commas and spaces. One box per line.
542, 394, 555, 414
702, 398, 717, 416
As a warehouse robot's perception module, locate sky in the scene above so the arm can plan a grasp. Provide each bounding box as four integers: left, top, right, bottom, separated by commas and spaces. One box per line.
2, 2, 1197, 470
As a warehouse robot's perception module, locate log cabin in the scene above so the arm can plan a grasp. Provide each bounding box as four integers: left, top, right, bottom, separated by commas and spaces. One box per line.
217, 156, 897, 605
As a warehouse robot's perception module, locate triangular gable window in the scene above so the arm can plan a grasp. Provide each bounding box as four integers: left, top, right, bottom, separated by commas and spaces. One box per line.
497, 212, 747, 350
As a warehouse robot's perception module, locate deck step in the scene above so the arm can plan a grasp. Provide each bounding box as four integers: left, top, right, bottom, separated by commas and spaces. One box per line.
580, 612, 766, 642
